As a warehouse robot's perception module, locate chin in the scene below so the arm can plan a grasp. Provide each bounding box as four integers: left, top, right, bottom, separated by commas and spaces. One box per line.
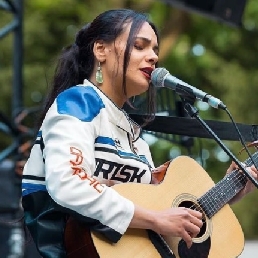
128, 79, 150, 96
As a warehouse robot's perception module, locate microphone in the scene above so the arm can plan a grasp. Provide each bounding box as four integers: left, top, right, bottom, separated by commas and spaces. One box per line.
151, 67, 227, 110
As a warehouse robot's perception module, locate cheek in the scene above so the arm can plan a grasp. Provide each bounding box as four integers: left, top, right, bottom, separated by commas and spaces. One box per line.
126, 60, 140, 75
128, 53, 141, 68
106, 56, 123, 78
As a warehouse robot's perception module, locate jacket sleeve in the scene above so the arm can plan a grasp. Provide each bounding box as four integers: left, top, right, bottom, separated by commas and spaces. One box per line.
42, 99, 134, 238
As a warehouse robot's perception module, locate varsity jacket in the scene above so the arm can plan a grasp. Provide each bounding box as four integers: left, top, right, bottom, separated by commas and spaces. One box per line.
22, 79, 155, 258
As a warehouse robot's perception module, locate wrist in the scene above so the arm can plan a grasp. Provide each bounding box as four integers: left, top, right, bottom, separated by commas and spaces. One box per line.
129, 205, 159, 232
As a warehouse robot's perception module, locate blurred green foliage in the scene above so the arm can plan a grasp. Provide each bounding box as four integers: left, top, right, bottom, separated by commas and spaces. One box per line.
0, 0, 258, 239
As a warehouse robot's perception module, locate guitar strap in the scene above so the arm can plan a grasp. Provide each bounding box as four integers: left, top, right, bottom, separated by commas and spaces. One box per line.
147, 230, 176, 258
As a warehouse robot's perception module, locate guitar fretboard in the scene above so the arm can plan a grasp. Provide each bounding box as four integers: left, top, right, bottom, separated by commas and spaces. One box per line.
198, 171, 247, 218
198, 152, 258, 218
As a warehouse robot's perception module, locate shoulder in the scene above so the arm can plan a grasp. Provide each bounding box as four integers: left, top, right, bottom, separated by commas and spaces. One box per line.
56, 85, 105, 122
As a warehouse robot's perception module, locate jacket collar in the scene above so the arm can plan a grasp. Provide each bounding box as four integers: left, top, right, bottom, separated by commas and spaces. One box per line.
82, 79, 141, 141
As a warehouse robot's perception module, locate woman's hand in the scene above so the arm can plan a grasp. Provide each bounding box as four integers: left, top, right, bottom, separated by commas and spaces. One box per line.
227, 161, 258, 204
152, 207, 203, 248
130, 205, 203, 249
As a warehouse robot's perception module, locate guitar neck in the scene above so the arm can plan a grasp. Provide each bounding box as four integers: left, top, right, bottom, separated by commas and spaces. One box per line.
198, 150, 258, 218
198, 170, 247, 218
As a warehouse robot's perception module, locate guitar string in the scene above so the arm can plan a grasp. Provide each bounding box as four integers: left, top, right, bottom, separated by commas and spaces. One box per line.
199, 172, 246, 216
193, 151, 257, 213
174, 170, 248, 250
199, 152, 258, 215
174, 152, 258, 250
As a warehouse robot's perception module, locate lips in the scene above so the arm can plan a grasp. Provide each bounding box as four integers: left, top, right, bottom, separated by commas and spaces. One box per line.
140, 67, 154, 79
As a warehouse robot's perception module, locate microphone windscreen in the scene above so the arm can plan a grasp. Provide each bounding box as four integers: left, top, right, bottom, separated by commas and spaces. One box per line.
151, 67, 169, 88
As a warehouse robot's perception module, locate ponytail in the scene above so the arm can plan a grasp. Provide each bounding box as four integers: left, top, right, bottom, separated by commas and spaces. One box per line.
37, 44, 82, 128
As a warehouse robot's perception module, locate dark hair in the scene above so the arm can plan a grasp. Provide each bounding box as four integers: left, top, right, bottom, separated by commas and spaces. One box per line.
39, 9, 159, 127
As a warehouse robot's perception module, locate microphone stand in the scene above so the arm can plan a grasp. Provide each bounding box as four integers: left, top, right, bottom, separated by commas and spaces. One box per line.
182, 99, 258, 189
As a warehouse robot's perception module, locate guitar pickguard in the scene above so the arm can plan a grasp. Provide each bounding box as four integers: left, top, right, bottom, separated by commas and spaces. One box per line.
178, 237, 211, 258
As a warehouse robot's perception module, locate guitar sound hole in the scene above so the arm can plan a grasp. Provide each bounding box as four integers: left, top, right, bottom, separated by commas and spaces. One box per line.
178, 201, 206, 238
177, 201, 211, 258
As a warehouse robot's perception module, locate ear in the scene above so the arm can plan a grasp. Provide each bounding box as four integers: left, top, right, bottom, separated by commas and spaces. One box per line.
93, 40, 109, 62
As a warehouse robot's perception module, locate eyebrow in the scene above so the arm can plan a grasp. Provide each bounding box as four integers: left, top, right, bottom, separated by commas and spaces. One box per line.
135, 36, 159, 53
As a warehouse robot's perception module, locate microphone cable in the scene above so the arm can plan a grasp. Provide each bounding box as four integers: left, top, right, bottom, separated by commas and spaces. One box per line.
224, 107, 258, 183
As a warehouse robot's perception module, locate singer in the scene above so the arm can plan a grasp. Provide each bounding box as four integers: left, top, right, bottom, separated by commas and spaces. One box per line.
21, 9, 258, 258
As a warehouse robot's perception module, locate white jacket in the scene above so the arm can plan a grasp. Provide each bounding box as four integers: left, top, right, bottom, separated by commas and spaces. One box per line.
22, 79, 155, 248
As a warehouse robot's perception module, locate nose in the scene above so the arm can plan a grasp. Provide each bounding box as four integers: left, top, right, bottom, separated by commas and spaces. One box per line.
146, 49, 158, 66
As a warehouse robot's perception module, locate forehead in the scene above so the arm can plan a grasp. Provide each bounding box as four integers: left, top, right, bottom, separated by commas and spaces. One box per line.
136, 22, 158, 43
116, 21, 158, 45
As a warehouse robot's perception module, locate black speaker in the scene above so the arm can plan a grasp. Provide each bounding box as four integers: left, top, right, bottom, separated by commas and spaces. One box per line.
165, 0, 248, 26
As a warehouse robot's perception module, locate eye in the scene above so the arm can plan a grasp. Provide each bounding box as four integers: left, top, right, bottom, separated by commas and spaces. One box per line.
134, 44, 143, 50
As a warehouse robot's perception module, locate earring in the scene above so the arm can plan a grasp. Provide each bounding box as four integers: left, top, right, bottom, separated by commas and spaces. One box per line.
95, 61, 103, 84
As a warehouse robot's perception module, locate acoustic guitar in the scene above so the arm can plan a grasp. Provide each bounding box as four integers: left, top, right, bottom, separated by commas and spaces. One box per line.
65, 154, 257, 258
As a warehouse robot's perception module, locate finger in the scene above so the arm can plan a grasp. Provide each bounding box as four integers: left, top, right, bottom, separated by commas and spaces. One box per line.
185, 222, 201, 238
181, 230, 192, 249
236, 162, 249, 173
227, 161, 237, 173
246, 166, 258, 180
190, 215, 203, 228
187, 208, 203, 219
250, 165, 258, 176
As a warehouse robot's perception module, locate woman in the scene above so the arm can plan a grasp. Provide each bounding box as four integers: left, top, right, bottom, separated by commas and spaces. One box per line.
22, 9, 258, 258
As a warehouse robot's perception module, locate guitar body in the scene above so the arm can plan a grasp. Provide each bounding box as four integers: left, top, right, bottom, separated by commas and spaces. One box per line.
66, 156, 245, 258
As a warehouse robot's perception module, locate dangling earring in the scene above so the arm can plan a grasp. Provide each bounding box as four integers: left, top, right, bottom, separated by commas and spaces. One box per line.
95, 61, 103, 84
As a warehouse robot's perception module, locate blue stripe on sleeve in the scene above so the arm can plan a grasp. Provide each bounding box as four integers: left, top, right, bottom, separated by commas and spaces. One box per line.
22, 183, 47, 196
